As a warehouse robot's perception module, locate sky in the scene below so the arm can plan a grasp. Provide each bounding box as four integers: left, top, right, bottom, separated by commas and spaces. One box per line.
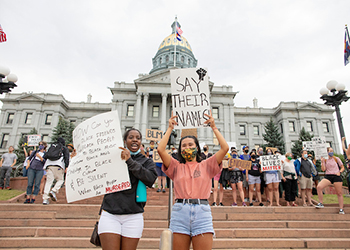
1, 0, 350, 149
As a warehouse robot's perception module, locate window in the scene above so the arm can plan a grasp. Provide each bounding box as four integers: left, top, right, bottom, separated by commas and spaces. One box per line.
152, 106, 159, 118
127, 105, 134, 117
253, 125, 259, 136
306, 121, 313, 132
326, 141, 332, 148
151, 127, 159, 130
323, 122, 329, 133
25, 113, 33, 124
240, 125, 246, 135
159, 57, 162, 65
70, 119, 76, 125
212, 107, 219, 119
166, 55, 169, 62
6, 113, 14, 124
280, 123, 283, 134
188, 59, 191, 65
42, 134, 49, 142
0, 134, 9, 149
181, 56, 185, 63
289, 121, 295, 132
125, 126, 132, 131
45, 114, 53, 125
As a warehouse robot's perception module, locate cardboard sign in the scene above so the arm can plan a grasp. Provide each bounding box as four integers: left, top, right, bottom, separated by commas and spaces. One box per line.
222, 160, 229, 168
27, 135, 41, 146
66, 111, 131, 203
260, 154, 281, 171
153, 149, 173, 163
146, 129, 163, 141
171, 68, 211, 129
228, 158, 251, 170
302, 141, 314, 151
312, 137, 328, 160
181, 128, 198, 138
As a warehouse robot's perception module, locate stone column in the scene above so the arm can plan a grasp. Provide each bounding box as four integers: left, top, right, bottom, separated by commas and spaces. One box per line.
141, 93, 149, 136
229, 104, 236, 143
161, 93, 167, 132
224, 104, 230, 139
116, 101, 123, 122
134, 92, 142, 129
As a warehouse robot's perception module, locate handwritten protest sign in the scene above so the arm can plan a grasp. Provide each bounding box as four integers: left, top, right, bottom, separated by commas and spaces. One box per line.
27, 135, 41, 146
260, 154, 281, 171
66, 111, 130, 203
312, 137, 328, 160
222, 160, 229, 168
228, 158, 251, 170
181, 128, 198, 138
171, 68, 211, 129
146, 129, 163, 141
302, 141, 314, 151
153, 149, 172, 163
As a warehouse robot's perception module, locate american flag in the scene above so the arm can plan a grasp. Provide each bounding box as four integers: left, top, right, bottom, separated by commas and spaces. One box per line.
0, 25, 7, 43
345, 26, 350, 66
176, 22, 182, 41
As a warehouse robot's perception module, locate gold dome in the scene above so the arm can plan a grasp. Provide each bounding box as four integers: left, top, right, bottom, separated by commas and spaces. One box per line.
158, 33, 192, 52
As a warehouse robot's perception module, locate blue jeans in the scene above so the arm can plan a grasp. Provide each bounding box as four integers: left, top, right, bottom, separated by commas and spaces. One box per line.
26, 168, 44, 196
23, 166, 28, 177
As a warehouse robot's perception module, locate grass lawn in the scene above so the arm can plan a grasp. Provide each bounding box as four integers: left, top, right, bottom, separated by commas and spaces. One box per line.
0, 189, 25, 201
312, 194, 350, 204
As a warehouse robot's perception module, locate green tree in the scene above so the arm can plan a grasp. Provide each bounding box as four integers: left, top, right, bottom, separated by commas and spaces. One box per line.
262, 117, 285, 154
50, 117, 75, 145
291, 127, 313, 158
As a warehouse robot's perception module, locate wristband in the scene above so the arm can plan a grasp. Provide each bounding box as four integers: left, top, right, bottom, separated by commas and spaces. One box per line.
212, 127, 218, 131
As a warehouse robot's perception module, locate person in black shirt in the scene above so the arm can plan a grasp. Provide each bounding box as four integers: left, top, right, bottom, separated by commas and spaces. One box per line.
247, 151, 263, 206
98, 128, 157, 250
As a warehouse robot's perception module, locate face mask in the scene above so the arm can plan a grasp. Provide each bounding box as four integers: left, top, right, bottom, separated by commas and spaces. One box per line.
244, 149, 249, 154
287, 156, 292, 160
150, 145, 154, 149
267, 152, 272, 155
129, 149, 141, 155
181, 147, 198, 161
328, 152, 334, 157
251, 155, 256, 160
232, 154, 237, 159
303, 154, 308, 158
203, 148, 208, 152
259, 150, 263, 155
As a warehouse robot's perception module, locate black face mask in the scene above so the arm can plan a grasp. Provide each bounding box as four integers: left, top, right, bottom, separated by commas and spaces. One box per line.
244, 149, 249, 154
203, 148, 208, 152
251, 155, 256, 160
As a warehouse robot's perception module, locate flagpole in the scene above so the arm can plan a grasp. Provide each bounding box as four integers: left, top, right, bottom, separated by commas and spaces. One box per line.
174, 16, 177, 67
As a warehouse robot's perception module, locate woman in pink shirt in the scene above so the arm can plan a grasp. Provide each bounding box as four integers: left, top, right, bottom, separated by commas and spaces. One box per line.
315, 147, 345, 214
158, 112, 229, 250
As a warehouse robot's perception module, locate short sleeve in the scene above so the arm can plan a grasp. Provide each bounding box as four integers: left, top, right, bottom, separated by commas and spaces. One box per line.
206, 154, 222, 178
162, 157, 180, 179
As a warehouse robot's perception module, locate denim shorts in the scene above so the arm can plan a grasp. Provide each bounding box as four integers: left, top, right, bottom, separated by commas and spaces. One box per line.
170, 202, 214, 237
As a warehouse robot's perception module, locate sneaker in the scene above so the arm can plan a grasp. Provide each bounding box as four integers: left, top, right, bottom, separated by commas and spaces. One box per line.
211, 202, 217, 206
49, 191, 57, 201
43, 199, 49, 205
249, 203, 254, 206
315, 203, 324, 209
219, 202, 224, 206
156, 189, 161, 193
259, 203, 264, 206
162, 189, 166, 193
30, 199, 35, 204
24, 199, 30, 204
242, 202, 247, 207
339, 209, 345, 214
231, 202, 237, 207
244, 198, 249, 202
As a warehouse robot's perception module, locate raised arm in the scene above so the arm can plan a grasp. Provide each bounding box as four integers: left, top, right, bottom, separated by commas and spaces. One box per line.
204, 111, 229, 165
158, 113, 178, 168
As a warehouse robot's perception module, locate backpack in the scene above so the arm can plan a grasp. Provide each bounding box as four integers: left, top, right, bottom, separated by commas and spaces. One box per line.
45, 143, 63, 161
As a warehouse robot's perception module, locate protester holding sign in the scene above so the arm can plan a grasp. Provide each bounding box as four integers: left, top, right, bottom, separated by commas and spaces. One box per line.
24, 143, 47, 204
98, 128, 157, 250
294, 149, 317, 207
281, 152, 298, 206
158, 111, 228, 250
247, 151, 263, 206
315, 147, 345, 214
264, 148, 281, 206
229, 150, 247, 207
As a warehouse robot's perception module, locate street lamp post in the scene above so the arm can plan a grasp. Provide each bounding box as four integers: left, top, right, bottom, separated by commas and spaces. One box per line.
0, 65, 18, 94
320, 80, 349, 159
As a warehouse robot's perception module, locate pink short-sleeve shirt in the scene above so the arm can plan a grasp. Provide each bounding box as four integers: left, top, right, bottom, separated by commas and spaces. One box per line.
162, 155, 222, 199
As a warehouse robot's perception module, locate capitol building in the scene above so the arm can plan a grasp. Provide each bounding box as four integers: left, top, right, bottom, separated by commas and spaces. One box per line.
0, 22, 339, 154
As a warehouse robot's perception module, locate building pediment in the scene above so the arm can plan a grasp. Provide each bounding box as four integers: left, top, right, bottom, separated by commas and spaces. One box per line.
15, 93, 45, 102
298, 102, 324, 111
135, 69, 172, 84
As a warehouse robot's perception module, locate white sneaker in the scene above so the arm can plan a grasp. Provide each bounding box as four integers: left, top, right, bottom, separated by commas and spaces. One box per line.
315, 203, 324, 209
43, 199, 49, 205
49, 191, 57, 201
339, 209, 345, 214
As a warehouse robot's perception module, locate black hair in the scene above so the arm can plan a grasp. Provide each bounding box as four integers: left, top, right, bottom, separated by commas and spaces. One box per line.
300, 149, 307, 155
177, 135, 202, 164
123, 128, 142, 142
266, 148, 273, 154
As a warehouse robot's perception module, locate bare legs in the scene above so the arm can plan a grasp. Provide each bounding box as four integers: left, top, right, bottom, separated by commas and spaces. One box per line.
173, 233, 213, 250
267, 182, 280, 206
213, 180, 224, 205
99, 233, 140, 250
